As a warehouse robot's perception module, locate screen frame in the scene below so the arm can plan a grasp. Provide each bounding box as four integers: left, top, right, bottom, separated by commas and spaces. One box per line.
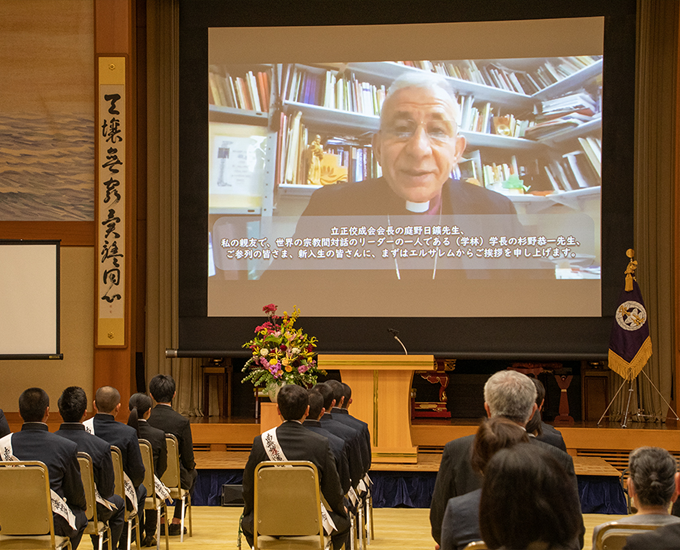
178, 0, 636, 359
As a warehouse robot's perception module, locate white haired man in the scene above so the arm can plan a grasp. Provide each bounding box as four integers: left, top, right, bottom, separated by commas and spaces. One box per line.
429, 369, 582, 548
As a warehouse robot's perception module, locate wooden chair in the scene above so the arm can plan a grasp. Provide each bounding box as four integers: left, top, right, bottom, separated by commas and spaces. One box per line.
594, 521, 659, 550
160, 434, 192, 542
463, 542, 487, 550
77, 452, 113, 550
0, 460, 72, 550
110, 445, 142, 550
253, 461, 330, 550
139, 439, 170, 550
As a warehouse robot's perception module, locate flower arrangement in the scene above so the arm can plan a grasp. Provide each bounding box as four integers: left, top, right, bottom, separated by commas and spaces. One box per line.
242, 304, 325, 393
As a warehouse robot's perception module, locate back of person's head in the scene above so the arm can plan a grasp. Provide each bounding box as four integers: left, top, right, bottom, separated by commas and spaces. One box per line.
95, 386, 121, 414
525, 377, 546, 436
470, 416, 530, 474
149, 374, 176, 403
325, 379, 344, 407
531, 377, 546, 407
314, 383, 335, 411
628, 446, 678, 508
479, 445, 581, 550
307, 389, 325, 420
483, 370, 537, 425
341, 383, 352, 409
127, 393, 153, 435
382, 71, 460, 126
277, 385, 308, 421
19, 387, 49, 422
58, 386, 88, 423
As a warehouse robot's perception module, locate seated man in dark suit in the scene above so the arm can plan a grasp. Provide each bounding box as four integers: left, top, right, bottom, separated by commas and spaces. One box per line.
55, 386, 126, 550
241, 384, 350, 550
526, 377, 567, 452
303, 389, 352, 495
87, 384, 146, 541
624, 523, 680, 550
0, 388, 87, 549
0, 407, 10, 437
128, 393, 167, 546
147, 374, 196, 536
429, 369, 582, 548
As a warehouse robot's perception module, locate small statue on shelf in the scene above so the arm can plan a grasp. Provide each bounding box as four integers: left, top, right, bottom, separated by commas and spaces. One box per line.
306, 134, 324, 186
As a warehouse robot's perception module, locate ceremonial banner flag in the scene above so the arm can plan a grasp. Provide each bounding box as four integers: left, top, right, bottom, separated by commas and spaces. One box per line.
608, 280, 652, 380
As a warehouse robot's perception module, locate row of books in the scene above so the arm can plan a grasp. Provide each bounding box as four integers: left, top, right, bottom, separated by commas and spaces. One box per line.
400, 56, 602, 96
458, 95, 533, 137
524, 89, 601, 141
209, 66, 271, 112
281, 65, 386, 116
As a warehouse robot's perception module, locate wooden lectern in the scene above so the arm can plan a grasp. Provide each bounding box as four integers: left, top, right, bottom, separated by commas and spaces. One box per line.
319, 354, 434, 464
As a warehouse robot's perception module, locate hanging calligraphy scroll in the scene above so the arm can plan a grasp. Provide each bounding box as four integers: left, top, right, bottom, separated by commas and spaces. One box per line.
96, 57, 126, 347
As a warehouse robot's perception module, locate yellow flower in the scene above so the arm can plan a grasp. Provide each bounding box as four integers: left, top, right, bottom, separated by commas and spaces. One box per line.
285, 365, 293, 372
269, 358, 278, 366
282, 357, 289, 366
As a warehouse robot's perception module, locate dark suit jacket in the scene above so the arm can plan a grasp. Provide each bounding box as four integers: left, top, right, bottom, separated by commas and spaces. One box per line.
440, 489, 482, 550
138, 419, 167, 478
241, 421, 348, 538
623, 522, 680, 550
430, 435, 581, 546
320, 413, 366, 486
147, 404, 195, 472
303, 419, 352, 494
537, 421, 567, 452
0, 409, 10, 438
11, 423, 88, 536
331, 407, 371, 472
55, 422, 115, 499
92, 413, 145, 488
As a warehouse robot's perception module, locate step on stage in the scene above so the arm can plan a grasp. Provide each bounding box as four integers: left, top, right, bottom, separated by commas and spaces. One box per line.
190, 416, 680, 512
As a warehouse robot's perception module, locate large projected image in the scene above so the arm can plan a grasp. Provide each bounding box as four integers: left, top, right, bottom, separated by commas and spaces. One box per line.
206, 19, 603, 319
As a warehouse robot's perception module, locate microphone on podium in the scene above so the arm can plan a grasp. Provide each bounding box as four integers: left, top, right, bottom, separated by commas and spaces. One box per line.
387, 328, 408, 355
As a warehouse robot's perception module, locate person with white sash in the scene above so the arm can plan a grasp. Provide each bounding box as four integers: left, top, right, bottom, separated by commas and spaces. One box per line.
55, 386, 126, 550
87, 386, 146, 548
127, 392, 169, 547
0, 387, 88, 548
241, 384, 350, 550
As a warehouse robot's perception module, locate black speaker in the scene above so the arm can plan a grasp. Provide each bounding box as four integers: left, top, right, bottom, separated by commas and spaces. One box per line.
221, 484, 244, 506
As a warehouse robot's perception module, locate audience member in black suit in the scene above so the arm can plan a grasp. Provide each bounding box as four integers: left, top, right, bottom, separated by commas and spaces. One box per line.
91, 386, 147, 524
56, 386, 126, 550
592, 446, 680, 546
430, 369, 582, 547
147, 374, 196, 536
241, 384, 350, 550
479, 445, 582, 550
3, 388, 88, 549
0, 408, 10, 437
526, 377, 567, 452
128, 393, 168, 546
326, 380, 372, 474
303, 389, 352, 494
440, 417, 529, 550
624, 522, 680, 550
315, 382, 366, 487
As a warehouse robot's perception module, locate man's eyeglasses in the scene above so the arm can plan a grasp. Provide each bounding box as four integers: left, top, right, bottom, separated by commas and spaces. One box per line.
382, 119, 458, 145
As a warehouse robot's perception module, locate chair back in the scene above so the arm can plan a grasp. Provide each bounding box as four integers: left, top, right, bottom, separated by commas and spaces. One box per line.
138, 439, 158, 507
161, 434, 181, 489
77, 452, 97, 523
254, 461, 324, 543
110, 445, 125, 501
0, 461, 54, 535
595, 522, 660, 550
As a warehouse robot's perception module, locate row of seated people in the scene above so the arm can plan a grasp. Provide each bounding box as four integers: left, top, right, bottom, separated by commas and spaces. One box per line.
241, 380, 372, 550
430, 369, 680, 550
0, 374, 196, 550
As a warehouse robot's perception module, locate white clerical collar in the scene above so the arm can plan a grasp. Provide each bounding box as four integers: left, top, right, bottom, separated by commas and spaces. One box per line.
405, 200, 429, 213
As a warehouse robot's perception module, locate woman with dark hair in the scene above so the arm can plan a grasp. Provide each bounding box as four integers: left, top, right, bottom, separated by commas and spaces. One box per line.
128, 393, 168, 547
592, 446, 680, 546
440, 417, 529, 550
479, 444, 582, 550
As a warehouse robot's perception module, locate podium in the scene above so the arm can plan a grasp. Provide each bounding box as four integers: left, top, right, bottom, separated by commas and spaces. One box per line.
319, 354, 434, 464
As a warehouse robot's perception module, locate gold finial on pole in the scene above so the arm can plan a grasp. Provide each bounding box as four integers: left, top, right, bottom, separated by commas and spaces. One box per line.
624, 248, 637, 291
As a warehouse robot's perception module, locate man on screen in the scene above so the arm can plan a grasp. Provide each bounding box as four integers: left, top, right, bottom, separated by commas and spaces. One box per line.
299, 71, 518, 218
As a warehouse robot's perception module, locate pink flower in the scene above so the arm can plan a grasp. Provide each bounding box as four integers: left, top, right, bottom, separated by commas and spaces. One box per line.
298, 364, 309, 374
263, 304, 277, 315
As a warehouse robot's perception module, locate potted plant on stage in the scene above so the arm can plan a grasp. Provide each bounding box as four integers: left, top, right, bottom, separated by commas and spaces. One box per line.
242, 303, 324, 401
